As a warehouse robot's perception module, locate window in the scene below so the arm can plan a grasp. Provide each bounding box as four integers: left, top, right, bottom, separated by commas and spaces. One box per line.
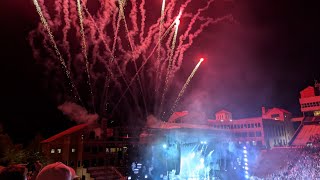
256, 131, 262, 137
271, 114, 280, 118
91, 159, 97, 167
258, 123, 261, 127
110, 148, 116, 153
242, 132, 247, 137
72, 148, 76, 153
252, 141, 257, 146
241, 124, 243, 128
57, 149, 62, 153
314, 111, 320, 116
248, 124, 250, 128
244, 124, 247, 128
50, 149, 55, 153
249, 132, 255, 137
83, 160, 89, 168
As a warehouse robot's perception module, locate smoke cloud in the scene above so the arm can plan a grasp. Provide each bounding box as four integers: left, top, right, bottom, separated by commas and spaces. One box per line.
145, 114, 161, 128
58, 101, 99, 124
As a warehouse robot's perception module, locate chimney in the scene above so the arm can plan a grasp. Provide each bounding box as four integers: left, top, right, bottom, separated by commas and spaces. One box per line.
262, 107, 266, 115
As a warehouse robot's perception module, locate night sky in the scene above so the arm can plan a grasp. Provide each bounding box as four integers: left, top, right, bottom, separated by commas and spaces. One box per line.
0, 0, 319, 144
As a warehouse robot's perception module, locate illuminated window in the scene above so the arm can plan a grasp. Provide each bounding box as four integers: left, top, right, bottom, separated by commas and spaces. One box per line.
106, 148, 109, 153
252, 141, 257, 146
51, 149, 55, 153
57, 149, 62, 153
314, 111, 320, 116
110, 148, 116, 153
72, 148, 76, 153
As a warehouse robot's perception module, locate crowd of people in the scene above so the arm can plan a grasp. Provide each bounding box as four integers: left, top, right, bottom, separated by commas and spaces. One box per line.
264, 134, 320, 180
0, 162, 79, 180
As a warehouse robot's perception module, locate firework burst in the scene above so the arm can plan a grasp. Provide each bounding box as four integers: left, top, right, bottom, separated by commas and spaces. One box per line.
29, 0, 233, 124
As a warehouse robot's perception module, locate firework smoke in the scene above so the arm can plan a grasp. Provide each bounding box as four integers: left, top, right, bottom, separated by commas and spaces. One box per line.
58, 101, 99, 124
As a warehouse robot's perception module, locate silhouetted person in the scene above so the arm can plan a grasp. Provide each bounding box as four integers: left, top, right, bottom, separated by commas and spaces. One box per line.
0, 164, 28, 180
36, 162, 79, 180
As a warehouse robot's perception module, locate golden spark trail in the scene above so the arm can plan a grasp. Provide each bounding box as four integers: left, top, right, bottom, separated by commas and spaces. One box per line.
110, 3, 122, 61
118, 0, 148, 116
170, 58, 204, 113
33, 0, 82, 104
111, 19, 178, 115
77, 0, 95, 111
156, 0, 166, 80
118, 0, 134, 50
159, 11, 181, 115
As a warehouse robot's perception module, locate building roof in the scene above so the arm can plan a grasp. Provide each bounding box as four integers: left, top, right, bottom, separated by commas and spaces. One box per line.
266, 107, 291, 114
291, 117, 304, 122
41, 123, 89, 143
215, 109, 231, 114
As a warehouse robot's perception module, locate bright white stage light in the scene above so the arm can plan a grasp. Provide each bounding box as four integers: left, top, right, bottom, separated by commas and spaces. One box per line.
243, 150, 247, 154
245, 175, 249, 179
200, 158, 204, 163
244, 158, 248, 162
163, 144, 167, 149
128, 176, 131, 180
245, 166, 249, 170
